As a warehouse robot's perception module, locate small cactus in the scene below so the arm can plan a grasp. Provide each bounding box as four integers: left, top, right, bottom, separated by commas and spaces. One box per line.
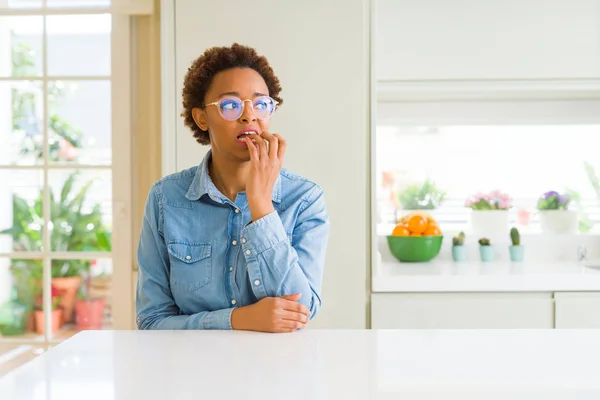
452, 231, 465, 246
510, 227, 520, 246
478, 237, 491, 246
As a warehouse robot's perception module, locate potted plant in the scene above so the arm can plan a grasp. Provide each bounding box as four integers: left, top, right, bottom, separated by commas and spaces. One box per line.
34, 285, 63, 335
396, 179, 446, 220
537, 190, 578, 234
478, 237, 494, 262
465, 190, 512, 241
451, 231, 467, 262
508, 227, 524, 262
75, 260, 106, 330
1, 172, 112, 326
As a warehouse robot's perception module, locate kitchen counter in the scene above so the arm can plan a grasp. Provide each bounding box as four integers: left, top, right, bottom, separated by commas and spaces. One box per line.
372, 260, 600, 292
1, 329, 600, 399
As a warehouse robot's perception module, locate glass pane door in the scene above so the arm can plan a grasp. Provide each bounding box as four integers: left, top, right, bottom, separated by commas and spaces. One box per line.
0, 10, 128, 371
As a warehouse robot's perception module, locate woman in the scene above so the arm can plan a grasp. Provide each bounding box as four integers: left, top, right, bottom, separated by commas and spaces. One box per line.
136, 43, 330, 333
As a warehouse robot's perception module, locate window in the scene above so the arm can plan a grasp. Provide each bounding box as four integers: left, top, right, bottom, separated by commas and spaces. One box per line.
375, 100, 600, 237
0, 0, 151, 375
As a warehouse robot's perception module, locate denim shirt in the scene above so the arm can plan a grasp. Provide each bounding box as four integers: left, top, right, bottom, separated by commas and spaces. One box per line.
135, 150, 330, 330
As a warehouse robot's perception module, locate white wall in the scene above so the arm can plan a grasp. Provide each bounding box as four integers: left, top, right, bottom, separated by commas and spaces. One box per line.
165, 0, 370, 328
376, 0, 600, 81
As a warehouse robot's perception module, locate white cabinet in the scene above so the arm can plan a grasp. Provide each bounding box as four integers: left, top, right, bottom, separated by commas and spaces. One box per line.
555, 293, 600, 329
376, 0, 600, 81
371, 293, 554, 329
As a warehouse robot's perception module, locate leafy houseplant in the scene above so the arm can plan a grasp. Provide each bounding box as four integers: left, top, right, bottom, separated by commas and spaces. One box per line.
508, 227, 524, 262
537, 190, 578, 234
451, 231, 467, 262
1, 172, 111, 325
75, 260, 106, 330
33, 285, 63, 335
478, 237, 494, 262
397, 179, 446, 210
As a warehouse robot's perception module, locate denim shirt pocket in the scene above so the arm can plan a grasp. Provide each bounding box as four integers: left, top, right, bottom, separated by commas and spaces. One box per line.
167, 241, 213, 292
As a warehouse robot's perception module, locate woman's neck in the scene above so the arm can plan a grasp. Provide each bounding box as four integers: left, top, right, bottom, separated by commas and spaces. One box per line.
208, 150, 250, 202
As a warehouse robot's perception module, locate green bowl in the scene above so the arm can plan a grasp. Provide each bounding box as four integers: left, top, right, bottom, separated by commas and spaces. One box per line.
386, 235, 444, 262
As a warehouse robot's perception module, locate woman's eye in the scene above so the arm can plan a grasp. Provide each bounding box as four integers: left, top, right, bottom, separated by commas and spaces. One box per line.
221, 101, 239, 110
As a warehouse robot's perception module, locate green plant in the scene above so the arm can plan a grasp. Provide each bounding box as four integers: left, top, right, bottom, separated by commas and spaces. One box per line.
397, 179, 446, 210
510, 227, 520, 246
478, 238, 491, 246
452, 231, 465, 246
0, 172, 111, 306
537, 191, 571, 210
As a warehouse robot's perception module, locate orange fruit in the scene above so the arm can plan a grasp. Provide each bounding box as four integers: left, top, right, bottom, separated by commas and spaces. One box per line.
391, 224, 410, 237
423, 225, 442, 236
407, 215, 428, 234
410, 232, 422, 237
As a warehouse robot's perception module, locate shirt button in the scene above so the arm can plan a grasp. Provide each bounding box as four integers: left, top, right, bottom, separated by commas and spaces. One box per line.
241, 238, 247, 244
245, 249, 251, 255
231, 299, 237, 305
232, 240, 237, 246
185, 255, 191, 260
235, 209, 240, 214
254, 280, 260, 286
229, 266, 233, 271
136, 317, 141, 322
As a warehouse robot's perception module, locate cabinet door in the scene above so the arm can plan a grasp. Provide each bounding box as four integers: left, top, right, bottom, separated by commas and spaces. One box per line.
371, 293, 554, 329
376, 0, 600, 81
555, 292, 600, 329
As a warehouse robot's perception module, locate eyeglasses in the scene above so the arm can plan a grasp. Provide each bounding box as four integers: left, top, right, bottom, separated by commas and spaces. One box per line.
204, 96, 278, 121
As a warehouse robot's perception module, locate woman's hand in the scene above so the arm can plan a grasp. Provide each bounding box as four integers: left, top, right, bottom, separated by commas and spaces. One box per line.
241, 132, 286, 222
231, 293, 309, 333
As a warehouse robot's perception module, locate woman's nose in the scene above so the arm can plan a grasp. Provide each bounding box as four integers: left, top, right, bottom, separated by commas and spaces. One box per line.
239, 99, 256, 122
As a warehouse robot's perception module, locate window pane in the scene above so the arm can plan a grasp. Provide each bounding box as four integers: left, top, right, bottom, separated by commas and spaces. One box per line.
2, 0, 42, 9
49, 169, 112, 252
47, 15, 111, 77
50, 258, 112, 334
0, 170, 44, 253
376, 125, 600, 234
47, 80, 111, 165
0, 81, 44, 166
0, 16, 43, 78
0, 257, 43, 340
47, 0, 110, 8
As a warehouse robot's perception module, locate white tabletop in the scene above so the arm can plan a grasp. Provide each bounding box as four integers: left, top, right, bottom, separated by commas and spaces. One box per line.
372, 260, 600, 292
1, 329, 600, 399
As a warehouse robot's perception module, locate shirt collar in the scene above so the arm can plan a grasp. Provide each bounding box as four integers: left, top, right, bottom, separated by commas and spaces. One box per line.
185, 149, 282, 204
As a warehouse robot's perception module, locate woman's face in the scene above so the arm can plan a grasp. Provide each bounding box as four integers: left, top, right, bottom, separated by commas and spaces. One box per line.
193, 67, 272, 162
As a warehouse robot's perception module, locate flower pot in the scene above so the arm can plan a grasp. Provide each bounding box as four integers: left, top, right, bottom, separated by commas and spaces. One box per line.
539, 210, 578, 234
479, 246, 494, 262
34, 308, 63, 335
509, 245, 525, 262
51, 276, 82, 323
75, 299, 105, 330
452, 246, 468, 262
470, 210, 508, 242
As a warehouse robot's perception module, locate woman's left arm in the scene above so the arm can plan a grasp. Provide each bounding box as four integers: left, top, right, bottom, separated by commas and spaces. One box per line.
240, 184, 330, 320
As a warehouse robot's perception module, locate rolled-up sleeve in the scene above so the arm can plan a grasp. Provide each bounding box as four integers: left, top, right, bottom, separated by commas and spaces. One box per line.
135, 183, 233, 330
241, 185, 330, 319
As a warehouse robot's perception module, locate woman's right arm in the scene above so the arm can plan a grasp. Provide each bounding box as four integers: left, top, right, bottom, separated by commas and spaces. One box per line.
135, 183, 234, 330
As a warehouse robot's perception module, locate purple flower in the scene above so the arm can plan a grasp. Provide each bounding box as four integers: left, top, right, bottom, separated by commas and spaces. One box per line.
543, 191, 559, 200
557, 194, 570, 205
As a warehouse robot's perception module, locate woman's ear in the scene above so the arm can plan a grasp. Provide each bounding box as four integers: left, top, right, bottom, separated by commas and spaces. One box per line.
191, 107, 208, 131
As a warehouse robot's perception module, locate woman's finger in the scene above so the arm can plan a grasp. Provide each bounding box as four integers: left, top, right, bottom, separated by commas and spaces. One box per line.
280, 310, 308, 323
243, 137, 259, 161
273, 134, 286, 162
262, 131, 279, 161
253, 134, 269, 160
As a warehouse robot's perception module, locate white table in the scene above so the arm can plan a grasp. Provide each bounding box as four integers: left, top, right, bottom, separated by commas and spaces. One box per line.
1, 329, 600, 399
